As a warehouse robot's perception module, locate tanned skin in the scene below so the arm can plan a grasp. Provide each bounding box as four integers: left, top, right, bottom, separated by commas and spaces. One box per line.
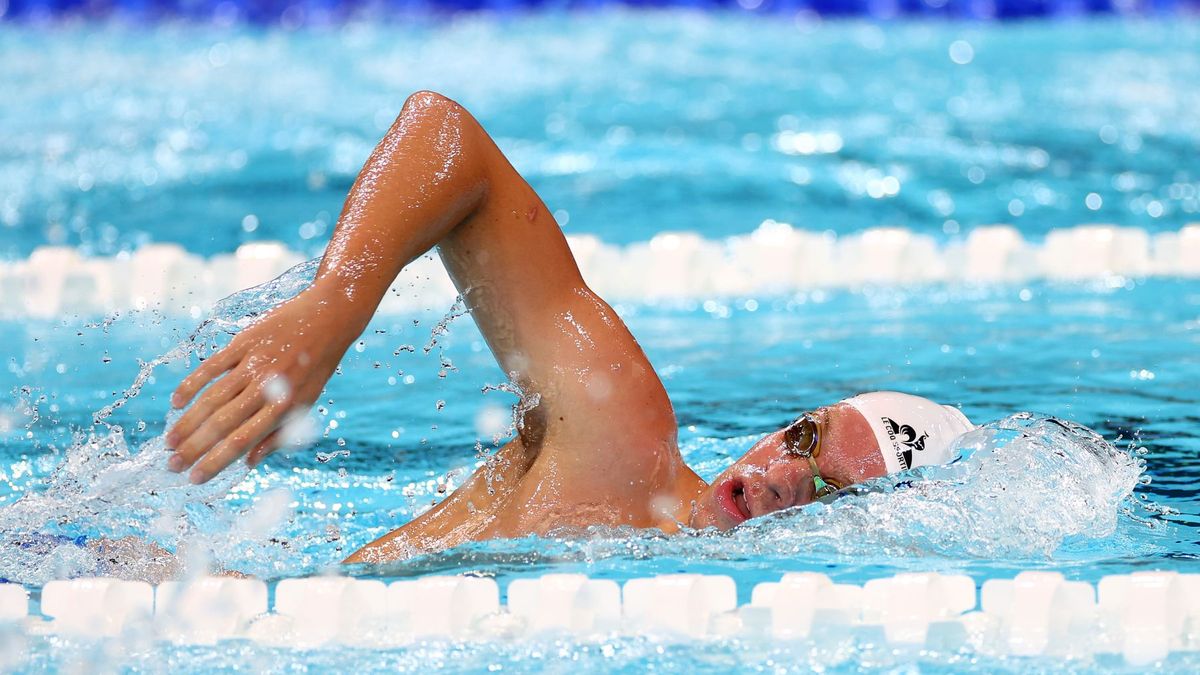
163, 91, 886, 563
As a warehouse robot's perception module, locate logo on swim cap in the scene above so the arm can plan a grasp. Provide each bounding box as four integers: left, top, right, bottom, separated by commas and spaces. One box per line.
881, 417, 928, 471
843, 391, 976, 475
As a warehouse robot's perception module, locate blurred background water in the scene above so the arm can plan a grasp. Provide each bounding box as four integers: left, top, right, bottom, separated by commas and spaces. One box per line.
2, 16, 1199, 259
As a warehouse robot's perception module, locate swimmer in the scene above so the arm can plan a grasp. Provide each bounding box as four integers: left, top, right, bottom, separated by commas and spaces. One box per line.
163, 91, 975, 563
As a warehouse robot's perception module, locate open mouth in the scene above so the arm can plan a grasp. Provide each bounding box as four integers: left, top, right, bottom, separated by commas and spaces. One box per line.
716, 478, 753, 525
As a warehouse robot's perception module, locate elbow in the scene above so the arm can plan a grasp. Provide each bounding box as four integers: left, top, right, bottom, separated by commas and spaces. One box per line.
401, 89, 465, 121
392, 89, 489, 204
381, 90, 470, 142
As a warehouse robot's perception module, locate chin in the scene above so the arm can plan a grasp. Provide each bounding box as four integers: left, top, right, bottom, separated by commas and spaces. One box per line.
687, 489, 741, 532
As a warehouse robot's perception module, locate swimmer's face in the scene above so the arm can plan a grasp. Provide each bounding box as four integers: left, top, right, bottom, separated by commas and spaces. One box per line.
688, 403, 887, 531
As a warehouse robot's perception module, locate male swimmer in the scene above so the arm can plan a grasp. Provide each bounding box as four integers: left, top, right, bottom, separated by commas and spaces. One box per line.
162, 92, 975, 564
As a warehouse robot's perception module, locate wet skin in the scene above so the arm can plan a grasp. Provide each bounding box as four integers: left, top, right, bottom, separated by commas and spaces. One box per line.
164, 91, 886, 564
689, 404, 887, 531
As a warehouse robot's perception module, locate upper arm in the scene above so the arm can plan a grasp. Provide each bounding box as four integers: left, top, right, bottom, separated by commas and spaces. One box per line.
434, 100, 677, 471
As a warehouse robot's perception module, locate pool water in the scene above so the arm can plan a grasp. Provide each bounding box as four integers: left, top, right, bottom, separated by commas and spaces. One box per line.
1, 10, 1199, 672
2, 14, 1198, 257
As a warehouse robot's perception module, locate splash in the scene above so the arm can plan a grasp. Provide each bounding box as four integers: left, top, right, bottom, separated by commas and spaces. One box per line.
732, 413, 1145, 559
0, 260, 322, 585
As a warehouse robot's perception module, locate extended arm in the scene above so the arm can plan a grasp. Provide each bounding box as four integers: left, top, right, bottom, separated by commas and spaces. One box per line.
166, 92, 677, 492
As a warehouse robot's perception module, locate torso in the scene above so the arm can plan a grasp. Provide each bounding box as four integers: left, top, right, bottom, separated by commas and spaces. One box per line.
343, 430, 706, 563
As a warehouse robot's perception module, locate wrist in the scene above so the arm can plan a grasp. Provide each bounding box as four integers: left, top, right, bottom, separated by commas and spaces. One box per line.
300, 277, 378, 339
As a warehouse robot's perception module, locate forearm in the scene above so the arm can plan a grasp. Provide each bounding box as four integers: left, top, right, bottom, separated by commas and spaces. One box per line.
309, 91, 489, 327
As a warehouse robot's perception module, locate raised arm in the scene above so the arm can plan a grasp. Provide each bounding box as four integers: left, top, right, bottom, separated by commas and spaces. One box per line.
165, 91, 677, 489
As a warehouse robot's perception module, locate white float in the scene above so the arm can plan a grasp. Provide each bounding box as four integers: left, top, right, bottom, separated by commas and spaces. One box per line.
1098, 571, 1195, 665
8, 224, 1200, 320
861, 572, 975, 644
622, 574, 736, 637
506, 574, 620, 635
40, 578, 153, 637
387, 575, 500, 638
155, 577, 268, 644
0, 585, 28, 622
7, 569, 1200, 664
273, 576, 389, 646
981, 571, 1095, 657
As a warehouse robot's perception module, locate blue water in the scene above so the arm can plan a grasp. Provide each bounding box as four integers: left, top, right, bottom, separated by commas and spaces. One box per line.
2, 16, 1198, 259
4, 0, 1199, 23
1, 11, 1199, 672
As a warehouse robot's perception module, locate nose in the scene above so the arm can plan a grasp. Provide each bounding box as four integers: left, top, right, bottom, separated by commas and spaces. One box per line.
763, 464, 800, 512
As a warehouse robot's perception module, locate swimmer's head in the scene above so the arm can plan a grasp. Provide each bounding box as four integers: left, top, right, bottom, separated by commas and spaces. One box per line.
688, 391, 974, 531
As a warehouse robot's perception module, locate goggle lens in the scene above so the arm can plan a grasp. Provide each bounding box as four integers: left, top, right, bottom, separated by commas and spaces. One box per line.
783, 413, 842, 502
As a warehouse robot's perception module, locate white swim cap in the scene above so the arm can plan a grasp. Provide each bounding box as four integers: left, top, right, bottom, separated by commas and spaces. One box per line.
842, 391, 975, 474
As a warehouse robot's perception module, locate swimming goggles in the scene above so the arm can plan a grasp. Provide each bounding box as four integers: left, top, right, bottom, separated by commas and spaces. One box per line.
782, 412, 843, 503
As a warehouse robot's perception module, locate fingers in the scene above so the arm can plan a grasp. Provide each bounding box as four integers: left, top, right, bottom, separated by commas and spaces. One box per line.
171, 341, 246, 409
246, 429, 282, 468
165, 367, 251, 449
168, 384, 261, 473
189, 404, 282, 484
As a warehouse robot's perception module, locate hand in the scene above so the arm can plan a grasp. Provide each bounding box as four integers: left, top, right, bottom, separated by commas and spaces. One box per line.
165, 287, 360, 483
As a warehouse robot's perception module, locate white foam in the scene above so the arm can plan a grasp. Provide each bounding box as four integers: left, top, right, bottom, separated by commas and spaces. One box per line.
4, 222, 1199, 319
